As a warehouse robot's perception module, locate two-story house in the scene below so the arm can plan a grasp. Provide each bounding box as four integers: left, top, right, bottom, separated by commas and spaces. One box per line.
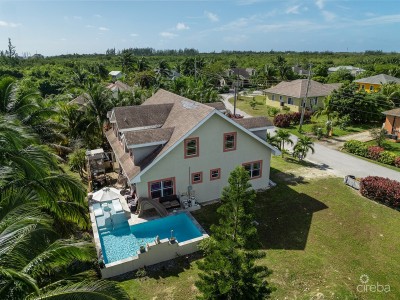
264, 79, 341, 112
106, 89, 278, 205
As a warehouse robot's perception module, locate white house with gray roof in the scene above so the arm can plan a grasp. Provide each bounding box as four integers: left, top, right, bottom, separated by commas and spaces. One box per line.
106, 89, 278, 206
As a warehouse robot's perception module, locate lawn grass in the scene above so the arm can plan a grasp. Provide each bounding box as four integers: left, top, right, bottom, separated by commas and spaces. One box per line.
229, 96, 377, 138
118, 157, 400, 299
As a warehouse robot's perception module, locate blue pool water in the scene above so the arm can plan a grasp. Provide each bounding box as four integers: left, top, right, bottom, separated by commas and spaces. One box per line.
98, 213, 203, 264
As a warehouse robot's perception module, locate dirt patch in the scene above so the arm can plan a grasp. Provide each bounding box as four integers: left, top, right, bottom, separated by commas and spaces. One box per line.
276, 166, 334, 183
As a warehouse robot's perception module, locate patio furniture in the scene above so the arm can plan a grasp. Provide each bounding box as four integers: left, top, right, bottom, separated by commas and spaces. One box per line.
158, 195, 180, 209
112, 199, 123, 212
93, 203, 104, 217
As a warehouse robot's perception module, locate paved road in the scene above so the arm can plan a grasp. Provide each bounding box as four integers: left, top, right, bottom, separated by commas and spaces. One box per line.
220, 93, 400, 181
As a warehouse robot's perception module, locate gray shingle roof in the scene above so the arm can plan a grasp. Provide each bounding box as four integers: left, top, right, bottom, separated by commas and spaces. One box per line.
112, 103, 173, 130
205, 102, 226, 111
106, 81, 132, 92
382, 108, 400, 117
264, 79, 341, 98
354, 74, 400, 85
124, 128, 174, 146
234, 116, 273, 129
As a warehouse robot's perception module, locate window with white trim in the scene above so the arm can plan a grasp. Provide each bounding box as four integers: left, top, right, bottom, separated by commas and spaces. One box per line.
149, 179, 174, 199
242, 161, 262, 179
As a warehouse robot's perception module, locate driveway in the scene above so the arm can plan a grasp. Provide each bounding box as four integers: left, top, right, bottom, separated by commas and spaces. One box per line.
278, 130, 400, 181
219, 93, 400, 181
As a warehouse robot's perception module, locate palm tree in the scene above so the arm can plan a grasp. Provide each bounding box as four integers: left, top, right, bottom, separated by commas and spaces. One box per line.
266, 132, 280, 150
293, 136, 315, 160
313, 95, 337, 137
135, 56, 150, 72
0, 116, 88, 228
275, 129, 293, 158
380, 82, 400, 107
119, 50, 135, 73
83, 83, 113, 144
0, 189, 129, 300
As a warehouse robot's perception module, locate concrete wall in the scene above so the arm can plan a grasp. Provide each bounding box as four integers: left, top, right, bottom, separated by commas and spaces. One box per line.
100, 235, 208, 278
136, 114, 273, 203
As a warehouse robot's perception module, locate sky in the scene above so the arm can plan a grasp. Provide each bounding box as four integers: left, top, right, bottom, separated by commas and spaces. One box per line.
0, 0, 399, 56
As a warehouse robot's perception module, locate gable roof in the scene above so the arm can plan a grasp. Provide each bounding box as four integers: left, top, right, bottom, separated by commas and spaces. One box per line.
205, 101, 226, 111
234, 116, 273, 129
382, 108, 400, 117
354, 74, 400, 85
124, 127, 174, 147
227, 68, 254, 79
107, 89, 280, 182
106, 80, 132, 92
264, 79, 341, 98
112, 103, 173, 130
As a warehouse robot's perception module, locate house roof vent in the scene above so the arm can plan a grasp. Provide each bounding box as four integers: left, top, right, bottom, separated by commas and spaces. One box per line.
181, 100, 199, 109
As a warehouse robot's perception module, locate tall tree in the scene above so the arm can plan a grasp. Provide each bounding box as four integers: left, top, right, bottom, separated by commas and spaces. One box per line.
196, 166, 272, 299
211, 166, 258, 248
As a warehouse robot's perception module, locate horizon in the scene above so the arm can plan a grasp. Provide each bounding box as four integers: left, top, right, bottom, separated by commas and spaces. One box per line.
1, 0, 400, 56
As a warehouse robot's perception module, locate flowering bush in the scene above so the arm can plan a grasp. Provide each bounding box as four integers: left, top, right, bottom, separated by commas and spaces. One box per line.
395, 157, 400, 168
360, 176, 400, 209
273, 114, 291, 128
377, 151, 396, 165
367, 146, 384, 160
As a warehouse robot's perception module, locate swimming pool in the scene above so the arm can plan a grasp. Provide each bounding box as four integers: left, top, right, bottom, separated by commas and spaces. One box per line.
98, 213, 203, 264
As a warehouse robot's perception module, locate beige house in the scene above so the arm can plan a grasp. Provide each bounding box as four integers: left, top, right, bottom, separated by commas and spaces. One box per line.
264, 79, 341, 112
106, 89, 278, 206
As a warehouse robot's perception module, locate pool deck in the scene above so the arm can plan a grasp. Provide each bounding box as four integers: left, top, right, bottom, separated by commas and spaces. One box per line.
89, 201, 209, 278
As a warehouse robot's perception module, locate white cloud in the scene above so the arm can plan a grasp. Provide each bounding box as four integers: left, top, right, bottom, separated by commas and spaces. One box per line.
99, 27, 110, 31
322, 11, 336, 21
286, 5, 301, 14
0, 20, 21, 28
256, 20, 324, 33
205, 11, 219, 22
315, 0, 325, 10
160, 31, 177, 39
176, 22, 190, 30
359, 14, 400, 25
130, 33, 139, 37
223, 34, 248, 44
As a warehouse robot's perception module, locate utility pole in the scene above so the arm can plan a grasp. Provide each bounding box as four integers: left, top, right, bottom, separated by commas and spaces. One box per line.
299, 64, 312, 133
233, 81, 237, 117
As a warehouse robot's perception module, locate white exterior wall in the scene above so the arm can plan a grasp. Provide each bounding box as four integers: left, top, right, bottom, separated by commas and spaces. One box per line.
131, 145, 159, 165
136, 114, 273, 203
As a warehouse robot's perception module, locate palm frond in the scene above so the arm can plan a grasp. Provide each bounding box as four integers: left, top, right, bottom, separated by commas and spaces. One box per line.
26, 280, 130, 300
0, 267, 40, 297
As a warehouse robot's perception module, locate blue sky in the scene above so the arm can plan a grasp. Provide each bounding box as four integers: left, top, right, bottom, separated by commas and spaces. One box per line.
0, 0, 399, 56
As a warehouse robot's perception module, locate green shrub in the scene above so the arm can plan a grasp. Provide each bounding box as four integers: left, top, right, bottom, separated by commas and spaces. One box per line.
377, 151, 396, 165
343, 140, 368, 157
267, 107, 280, 117
282, 106, 290, 112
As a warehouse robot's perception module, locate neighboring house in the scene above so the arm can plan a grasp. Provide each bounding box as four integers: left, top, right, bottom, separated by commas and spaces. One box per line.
109, 71, 123, 81
106, 89, 278, 205
106, 80, 133, 98
204, 101, 227, 114
328, 66, 365, 76
382, 108, 400, 140
264, 79, 341, 112
354, 74, 400, 93
225, 68, 256, 87
68, 81, 133, 108
292, 65, 311, 76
